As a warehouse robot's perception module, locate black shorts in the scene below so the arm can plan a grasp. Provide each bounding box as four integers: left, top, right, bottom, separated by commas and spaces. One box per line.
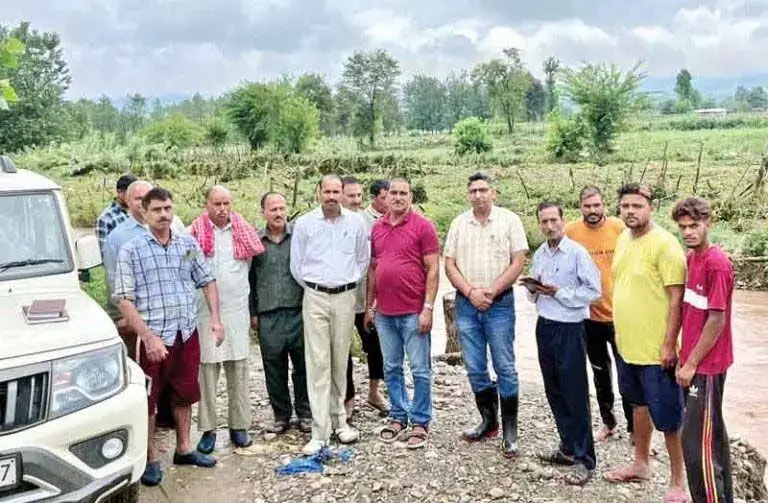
617, 353, 684, 432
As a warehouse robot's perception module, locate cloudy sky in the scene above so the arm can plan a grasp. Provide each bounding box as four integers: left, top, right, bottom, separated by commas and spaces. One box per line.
6, 0, 768, 98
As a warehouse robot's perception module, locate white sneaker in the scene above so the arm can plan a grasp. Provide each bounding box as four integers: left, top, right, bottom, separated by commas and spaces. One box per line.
302, 439, 326, 456
334, 425, 360, 444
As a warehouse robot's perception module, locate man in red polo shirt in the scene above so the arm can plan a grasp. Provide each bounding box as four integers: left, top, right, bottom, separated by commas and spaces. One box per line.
673, 197, 734, 503
364, 178, 440, 449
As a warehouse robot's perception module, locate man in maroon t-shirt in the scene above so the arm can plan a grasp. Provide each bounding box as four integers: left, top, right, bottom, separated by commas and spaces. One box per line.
673, 196, 734, 503
364, 178, 441, 449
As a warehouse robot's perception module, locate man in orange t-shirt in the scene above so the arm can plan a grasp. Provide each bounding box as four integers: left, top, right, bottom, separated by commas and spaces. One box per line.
565, 185, 633, 442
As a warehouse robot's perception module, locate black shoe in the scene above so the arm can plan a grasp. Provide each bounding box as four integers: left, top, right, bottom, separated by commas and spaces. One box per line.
173, 450, 217, 468
500, 394, 519, 458
141, 461, 162, 486
266, 420, 290, 434
196, 430, 216, 454
230, 429, 253, 448
462, 386, 499, 442
297, 417, 312, 434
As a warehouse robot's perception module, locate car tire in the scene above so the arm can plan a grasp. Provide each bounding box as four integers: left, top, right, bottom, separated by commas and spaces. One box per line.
105, 481, 140, 503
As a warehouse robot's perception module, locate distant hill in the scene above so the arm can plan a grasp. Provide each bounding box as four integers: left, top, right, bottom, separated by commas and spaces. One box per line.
642, 73, 768, 100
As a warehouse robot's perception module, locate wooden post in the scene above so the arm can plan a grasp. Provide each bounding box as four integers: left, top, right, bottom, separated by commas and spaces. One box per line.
443, 291, 460, 354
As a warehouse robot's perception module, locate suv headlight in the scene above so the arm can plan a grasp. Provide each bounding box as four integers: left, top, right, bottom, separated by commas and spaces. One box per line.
50, 344, 127, 420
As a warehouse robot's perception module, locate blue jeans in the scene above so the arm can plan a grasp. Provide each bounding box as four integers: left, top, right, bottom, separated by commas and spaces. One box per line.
456, 290, 519, 398
375, 313, 432, 427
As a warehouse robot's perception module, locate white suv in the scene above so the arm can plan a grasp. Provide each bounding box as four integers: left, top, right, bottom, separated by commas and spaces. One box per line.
0, 156, 148, 503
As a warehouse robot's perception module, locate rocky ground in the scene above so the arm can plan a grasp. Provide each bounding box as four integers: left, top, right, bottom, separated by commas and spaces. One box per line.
139, 343, 768, 503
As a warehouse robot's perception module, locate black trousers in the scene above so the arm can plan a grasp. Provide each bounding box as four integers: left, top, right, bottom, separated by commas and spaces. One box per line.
536, 317, 596, 471
346, 312, 386, 401
258, 308, 311, 422
682, 373, 733, 503
584, 319, 634, 433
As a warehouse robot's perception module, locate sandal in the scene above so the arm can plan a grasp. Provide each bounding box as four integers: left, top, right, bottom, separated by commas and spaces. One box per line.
406, 425, 428, 449
564, 464, 593, 486
379, 420, 407, 444
536, 449, 575, 466
366, 399, 390, 416
604, 465, 651, 484
597, 424, 617, 442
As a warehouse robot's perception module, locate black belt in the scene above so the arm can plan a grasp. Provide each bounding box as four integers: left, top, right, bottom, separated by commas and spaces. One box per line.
305, 281, 357, 295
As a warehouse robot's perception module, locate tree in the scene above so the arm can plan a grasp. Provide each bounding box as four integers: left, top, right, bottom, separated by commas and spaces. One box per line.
0, 35, 24, 109
92, 96, 120, 133
341, 49, 400, 146
525, 79, 547, 122
331, 85, 360, 136
403, 74, 447, 132
444, 71, 472, 131
471, 48, 532, 134
543, 56, 560, 113
272, 95, 319, 153
561, 60, 646, 154
203, 116, 230, 150
141, 113, 203, 148
119, 94, 149, 138
224, 82, 286, 150
674, 69, 701, 111
379, 91, 404, 135
295, 73, 334, 135
747, 86, 768, 110
0, 22, 71, 152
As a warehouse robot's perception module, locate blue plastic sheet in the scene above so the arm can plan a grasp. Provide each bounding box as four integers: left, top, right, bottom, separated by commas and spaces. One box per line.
275, 447, 355, 476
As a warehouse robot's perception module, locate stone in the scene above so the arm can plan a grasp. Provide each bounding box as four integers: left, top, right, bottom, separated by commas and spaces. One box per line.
489, 487, 505, 499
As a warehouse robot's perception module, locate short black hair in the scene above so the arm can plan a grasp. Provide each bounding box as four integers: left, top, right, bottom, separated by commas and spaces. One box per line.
341, 176, 360, 188
260, 191, 286, 210
370, 179, 390, 197
117, 174, 138, 191
467, 172, 492, 187
142, 187, 173, 210
617, 183, 652, 203
537, 201, 564, 218
579, 185, 603, 202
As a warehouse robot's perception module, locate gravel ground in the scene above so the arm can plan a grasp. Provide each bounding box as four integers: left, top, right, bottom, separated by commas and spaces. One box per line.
139, 343, 731, 503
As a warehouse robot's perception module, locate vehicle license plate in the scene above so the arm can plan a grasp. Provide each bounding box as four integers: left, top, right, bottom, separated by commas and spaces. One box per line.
0, 455, 20, 491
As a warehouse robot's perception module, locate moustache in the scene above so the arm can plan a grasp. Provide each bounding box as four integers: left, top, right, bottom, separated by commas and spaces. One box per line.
158, 218, 171, 223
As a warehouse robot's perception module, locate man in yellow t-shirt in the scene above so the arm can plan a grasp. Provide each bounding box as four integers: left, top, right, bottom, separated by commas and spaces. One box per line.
604, 184, 688, 503
565, 185, 633, 443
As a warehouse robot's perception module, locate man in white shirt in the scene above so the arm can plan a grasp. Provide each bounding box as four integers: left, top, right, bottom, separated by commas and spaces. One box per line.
189, 185, 265, 453
290, 174, 370, 455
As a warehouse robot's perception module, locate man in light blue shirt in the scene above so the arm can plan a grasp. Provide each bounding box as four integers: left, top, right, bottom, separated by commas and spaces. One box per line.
290, 174, 370, 455
523, 201, 601, 486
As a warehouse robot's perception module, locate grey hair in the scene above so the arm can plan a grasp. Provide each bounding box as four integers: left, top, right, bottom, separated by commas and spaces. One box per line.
205, 184, 232, 200
126, 180, 153, 197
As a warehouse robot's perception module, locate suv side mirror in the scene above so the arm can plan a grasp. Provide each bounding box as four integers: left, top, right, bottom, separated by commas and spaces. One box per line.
75, 234, 102, 271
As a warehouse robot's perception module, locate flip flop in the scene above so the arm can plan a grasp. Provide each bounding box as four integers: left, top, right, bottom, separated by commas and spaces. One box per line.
604, 466, 652, 484
564, 464, 594, 486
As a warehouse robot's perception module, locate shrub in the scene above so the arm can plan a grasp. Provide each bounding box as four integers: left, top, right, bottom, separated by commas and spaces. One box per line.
141, 114, 203, 148
742, 229, 768, 257
452, 117, 492, 155
545, 109, 586, 162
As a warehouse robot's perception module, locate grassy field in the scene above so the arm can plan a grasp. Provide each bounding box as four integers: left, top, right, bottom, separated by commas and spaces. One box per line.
15, 118, 768, 262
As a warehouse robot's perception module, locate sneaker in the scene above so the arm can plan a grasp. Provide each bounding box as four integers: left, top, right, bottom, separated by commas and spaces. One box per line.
302, 439, 326, 456
334, 425, 360, 444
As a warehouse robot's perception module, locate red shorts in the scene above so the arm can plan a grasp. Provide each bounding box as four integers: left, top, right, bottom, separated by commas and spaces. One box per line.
139, 330, 201, 415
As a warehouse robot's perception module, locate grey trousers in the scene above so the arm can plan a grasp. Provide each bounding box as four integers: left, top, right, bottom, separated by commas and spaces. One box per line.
197, 359, 251, 431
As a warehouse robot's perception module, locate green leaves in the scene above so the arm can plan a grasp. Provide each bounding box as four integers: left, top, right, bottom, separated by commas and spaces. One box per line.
0, 36, 24, 110
452, 117, 492, 155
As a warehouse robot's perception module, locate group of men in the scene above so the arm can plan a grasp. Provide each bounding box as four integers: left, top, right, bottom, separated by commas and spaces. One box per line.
95, 171, 734, 503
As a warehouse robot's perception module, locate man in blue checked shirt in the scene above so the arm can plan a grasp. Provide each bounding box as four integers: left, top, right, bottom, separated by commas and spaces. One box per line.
523, 201, 601, 486
95, 173, 137, 258
113, 187, 225, 487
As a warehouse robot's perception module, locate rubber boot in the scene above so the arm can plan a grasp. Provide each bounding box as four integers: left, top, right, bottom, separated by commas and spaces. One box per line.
461, 386, 499, 441
500, 394, 519, 458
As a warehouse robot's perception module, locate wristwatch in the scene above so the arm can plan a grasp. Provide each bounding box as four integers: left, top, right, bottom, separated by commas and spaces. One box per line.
423, 302, 434, 311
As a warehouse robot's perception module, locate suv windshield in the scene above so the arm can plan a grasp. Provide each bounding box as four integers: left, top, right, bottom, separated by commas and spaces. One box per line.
0, 191, 73, 280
